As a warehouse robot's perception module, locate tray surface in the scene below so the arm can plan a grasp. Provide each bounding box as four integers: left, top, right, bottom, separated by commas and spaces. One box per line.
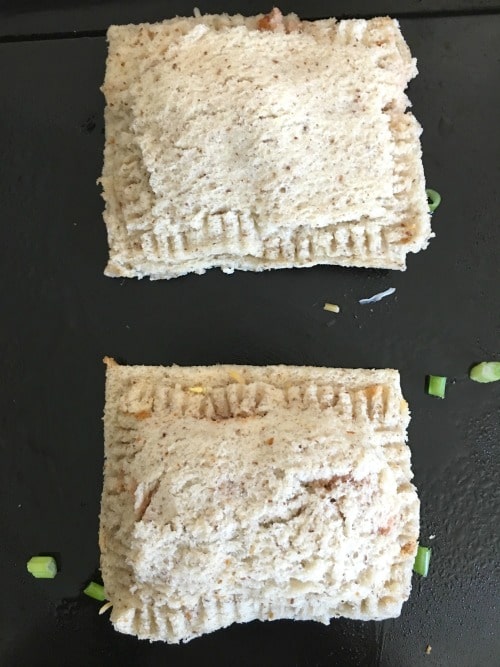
0, 5, 498, 666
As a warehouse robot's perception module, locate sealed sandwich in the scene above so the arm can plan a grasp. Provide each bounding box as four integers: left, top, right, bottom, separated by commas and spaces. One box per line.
100, 359, 419, 643
100, 9, 432, 279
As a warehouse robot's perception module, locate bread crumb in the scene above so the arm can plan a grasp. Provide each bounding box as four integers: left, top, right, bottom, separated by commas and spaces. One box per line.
323, 303, 340, 313
425, 645, 432, 655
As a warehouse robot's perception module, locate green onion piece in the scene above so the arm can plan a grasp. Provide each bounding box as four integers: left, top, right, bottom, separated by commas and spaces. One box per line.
27, 556, 57, 579
426, 188, 441, 212
413, 545, 431, 577
470, 362, 500, 384
427, 375, 446, 398
83, 582, 106, 601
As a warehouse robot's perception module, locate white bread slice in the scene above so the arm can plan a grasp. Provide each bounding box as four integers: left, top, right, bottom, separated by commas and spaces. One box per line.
100, 10, 431, 279
100, 360, 419, 643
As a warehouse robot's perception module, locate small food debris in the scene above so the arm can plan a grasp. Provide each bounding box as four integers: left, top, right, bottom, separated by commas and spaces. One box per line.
187, 386, 205, 394
359, 287, 396, 305
425, 645, 432, 655
427, 375, 446, 399
413, 545, 431, 577
27, 556, 57, 579
469, 361, 500, 383
426, 187, 441, 212
83, 582, 106, 601
228, 370, 244, 383
429, 534, 436, 540
323, 302, 340, 313
98, 601, 113, 615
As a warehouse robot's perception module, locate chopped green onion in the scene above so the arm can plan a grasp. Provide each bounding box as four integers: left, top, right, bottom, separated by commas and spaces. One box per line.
426, 189, 441, 212
427, 375, 446, 399
27, 556, 57, 579
413, 545, 431, 577
83, 582, 106, 601
469, 362, 500, 384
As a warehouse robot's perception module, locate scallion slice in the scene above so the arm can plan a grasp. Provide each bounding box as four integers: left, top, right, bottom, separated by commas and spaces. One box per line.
27, 556, 57, 579
469, 362, 500, 383
83, 582, 106, 601
413, 545, 431, 577
426, 189, 441, 212
427, 375, 446, 399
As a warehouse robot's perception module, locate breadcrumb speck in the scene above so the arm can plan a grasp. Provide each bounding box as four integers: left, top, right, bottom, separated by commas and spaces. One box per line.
323, 302, 340, 313
425, 645, 432, 655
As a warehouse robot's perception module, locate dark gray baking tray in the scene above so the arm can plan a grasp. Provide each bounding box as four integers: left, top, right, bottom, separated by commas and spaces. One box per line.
0, 4, 499, 666
2, 0, 500, 38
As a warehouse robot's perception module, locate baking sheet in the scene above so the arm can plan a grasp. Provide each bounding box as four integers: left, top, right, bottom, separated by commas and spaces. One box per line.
0, 6, 499, 666
2, 0, 500, 38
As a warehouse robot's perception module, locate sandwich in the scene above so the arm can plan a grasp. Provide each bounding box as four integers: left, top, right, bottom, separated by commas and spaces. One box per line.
100, 9, 432, 279
100, 359, 419, 642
